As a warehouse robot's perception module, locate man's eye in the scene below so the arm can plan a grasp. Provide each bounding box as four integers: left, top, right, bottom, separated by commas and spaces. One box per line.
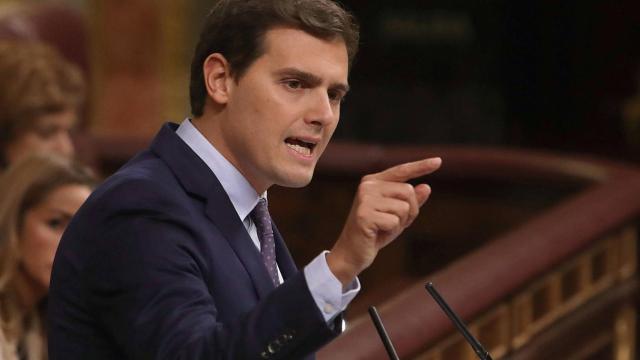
328, 91, 345, 104
284, 80, 302, 89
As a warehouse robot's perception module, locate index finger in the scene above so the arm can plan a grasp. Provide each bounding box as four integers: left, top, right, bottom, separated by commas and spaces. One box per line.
369, 157, 442, 182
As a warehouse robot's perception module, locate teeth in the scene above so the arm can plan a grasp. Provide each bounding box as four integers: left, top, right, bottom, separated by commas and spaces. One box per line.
286, 143, 311, 156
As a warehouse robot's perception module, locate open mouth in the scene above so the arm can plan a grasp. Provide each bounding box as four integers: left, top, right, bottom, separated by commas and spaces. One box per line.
285, 137, 316, 156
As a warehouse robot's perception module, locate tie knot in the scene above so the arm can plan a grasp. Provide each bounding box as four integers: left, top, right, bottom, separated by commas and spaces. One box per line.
252, 197, 268, 216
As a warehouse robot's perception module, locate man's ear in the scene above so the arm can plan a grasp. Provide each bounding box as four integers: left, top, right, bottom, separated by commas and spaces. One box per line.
203, 53, 233, 104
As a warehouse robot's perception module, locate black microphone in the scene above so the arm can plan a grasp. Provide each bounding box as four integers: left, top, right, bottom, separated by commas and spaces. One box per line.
368, 306, 400, 360
425, 282, 493, 360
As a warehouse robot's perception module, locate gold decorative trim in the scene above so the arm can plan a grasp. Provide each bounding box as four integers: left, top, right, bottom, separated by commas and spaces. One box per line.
618, 227, 637, 279
413, 225, 638, 359
615, 304, 636, 360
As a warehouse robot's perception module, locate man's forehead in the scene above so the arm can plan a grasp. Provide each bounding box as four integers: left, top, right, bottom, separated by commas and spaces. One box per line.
260, 27, 349, 80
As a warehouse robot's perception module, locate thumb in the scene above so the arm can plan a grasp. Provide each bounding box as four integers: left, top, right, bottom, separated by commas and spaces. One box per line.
415, 184, 432, 206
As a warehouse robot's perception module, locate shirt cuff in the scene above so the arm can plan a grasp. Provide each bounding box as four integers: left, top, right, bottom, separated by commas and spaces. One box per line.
304, 250, 361, 323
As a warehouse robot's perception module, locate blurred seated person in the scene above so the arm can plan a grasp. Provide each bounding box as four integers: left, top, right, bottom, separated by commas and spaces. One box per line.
0, 154, 94, 360
0, 41, 85, 169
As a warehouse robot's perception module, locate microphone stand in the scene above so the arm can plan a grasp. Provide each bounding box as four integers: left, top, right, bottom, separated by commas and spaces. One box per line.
425, 282, 493, 360
368, 306, 400, 360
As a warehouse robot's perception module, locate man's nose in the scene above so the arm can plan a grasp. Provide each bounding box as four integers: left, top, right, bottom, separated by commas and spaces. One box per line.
305, 91, 336, 127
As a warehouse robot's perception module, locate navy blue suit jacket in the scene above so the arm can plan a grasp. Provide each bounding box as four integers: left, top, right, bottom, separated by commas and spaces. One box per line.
48, 123, 341, 359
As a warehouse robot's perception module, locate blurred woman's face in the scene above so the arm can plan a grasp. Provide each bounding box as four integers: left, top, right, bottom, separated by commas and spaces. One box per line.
19, 184, 90, 293
5, 108, 77, 165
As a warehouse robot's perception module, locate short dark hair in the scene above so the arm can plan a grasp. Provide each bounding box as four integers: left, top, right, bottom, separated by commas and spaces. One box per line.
189, 0, 360, 117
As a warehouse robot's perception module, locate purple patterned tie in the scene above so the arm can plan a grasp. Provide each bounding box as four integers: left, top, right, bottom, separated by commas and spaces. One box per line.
251, 198, 280, 286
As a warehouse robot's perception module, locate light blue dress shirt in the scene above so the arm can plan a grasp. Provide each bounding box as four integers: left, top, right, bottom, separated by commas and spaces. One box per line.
176, 119, 360, 322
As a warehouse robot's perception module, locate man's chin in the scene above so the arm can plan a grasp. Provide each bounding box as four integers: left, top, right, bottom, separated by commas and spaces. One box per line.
275, 171, 315, 188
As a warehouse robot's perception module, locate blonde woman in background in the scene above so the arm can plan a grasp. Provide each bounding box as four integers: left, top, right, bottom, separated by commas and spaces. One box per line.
0, 41, 85, 168
0, 154, 94, 359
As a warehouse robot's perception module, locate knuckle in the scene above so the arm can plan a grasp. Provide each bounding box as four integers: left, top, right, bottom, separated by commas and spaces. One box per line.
401, 201, 411, 213
361, 174, 374, 182
358, 179, 375, 191
403, 183, 414, 194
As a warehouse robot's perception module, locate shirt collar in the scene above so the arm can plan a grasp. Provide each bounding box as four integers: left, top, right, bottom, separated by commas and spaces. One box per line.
176, 118, 263, 221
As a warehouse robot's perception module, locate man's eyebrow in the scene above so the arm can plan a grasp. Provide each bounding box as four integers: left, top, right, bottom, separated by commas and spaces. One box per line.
330, 82, 350, 95
275, 67, 350, 93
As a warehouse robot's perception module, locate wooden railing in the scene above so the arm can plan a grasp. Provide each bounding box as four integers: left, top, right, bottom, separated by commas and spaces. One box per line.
314, 144, 640, 360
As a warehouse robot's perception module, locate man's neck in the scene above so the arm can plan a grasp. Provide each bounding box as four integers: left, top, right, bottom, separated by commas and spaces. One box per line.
190, 116, 270, 194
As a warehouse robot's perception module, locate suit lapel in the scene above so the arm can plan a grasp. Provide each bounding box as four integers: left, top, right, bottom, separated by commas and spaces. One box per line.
272, 223, 298, 279
150, 123, 276, 299
203, 201, 276, 298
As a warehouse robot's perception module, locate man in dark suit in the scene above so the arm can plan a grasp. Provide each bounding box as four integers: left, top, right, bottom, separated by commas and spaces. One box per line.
48, 0, 441, 359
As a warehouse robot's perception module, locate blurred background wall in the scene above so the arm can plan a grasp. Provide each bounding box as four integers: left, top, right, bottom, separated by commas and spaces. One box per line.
1, 0, 638, 161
